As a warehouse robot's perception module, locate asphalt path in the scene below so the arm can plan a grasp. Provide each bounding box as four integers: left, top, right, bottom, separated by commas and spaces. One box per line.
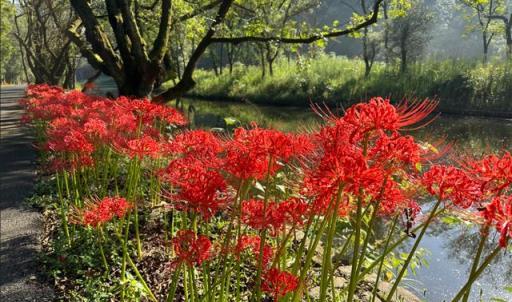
0, 85, 54, 301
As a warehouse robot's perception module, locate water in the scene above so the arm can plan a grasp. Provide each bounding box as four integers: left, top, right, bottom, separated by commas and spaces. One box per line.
182, 98, 512, 302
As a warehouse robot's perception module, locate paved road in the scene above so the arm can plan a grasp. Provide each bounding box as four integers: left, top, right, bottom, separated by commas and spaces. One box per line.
0, 85, 54, 301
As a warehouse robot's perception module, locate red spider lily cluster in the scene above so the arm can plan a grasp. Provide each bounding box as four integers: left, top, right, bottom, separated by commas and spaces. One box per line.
262, 268, 299, 301
72, 196, 131, 228
23, 84, 512, 301
22, 84, 186, 171
171, 230, 212, 267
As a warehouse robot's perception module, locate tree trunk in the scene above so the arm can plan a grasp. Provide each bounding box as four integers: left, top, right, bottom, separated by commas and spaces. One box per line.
506, 24, 512, 59
362, 28, 372, 77
482, 32, 489, 64
400, 48, 407, 73
219, 43, 224, 75
258, 45, 266, 78
210, 49, 219, 76
383, 2, 390, 64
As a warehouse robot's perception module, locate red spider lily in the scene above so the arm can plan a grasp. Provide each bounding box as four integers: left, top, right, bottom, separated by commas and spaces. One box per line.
277, 197, 309, 227
481, 196, 512, 247
165, 129, 223, 160
47, 128, 95, 155
241, 199, 285, 233
48, 155, 95, 172
115, 96, 187, 126
240, 198, 308, 233
302, 150, 381, 214
235, 235, 274, 268
161, 157, 228, 219
73, 196, 131, 228
422, 165, 481, 208
261, 268, 298, 301
342, 97, 437, 138
83, 117, 108, 141
171, 230, 212, 267
123, 136, 162, 159
464, 152, 512, 194
224, 123, 313, 180
369, 133, 422, 168
26, 84, 64, 98
378, 181, 420, 222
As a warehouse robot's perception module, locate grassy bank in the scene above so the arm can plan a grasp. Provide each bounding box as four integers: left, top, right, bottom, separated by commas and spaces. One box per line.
190, 55, 512, 115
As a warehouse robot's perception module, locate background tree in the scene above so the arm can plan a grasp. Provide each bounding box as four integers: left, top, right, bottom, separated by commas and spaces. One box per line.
486, 0, 511, 58
459, 0, 503, 63
67, 0, 384, 100
13, 0, 78, 87
387, 0, 432, 73
344, 0, 382, 77
0, 0, 17, 82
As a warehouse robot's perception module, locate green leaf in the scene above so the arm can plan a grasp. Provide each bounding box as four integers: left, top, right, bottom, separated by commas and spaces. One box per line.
441, 215, 463, 225
254, 181, 265, 193
224, 117, 239, 126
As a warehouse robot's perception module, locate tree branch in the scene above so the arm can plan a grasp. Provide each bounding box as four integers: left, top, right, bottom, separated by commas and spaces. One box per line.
105, 0, 132, 63
117, 0, 150, 62
173, 0, 222, 25
65, 19, 113, 77
69, 0, 123, 76
150, 0, 172, 61
487, 15, 508, 23
156, 0, 234, 101
211, 0, 383, 44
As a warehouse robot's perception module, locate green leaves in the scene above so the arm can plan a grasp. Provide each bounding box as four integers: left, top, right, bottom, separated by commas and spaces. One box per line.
224, 116, 240, 126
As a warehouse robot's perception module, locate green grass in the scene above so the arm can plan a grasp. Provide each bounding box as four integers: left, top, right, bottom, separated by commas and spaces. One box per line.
190, 55, 512, 115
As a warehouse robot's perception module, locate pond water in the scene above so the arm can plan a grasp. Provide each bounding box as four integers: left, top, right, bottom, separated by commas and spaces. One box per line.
181, 98, 512, 302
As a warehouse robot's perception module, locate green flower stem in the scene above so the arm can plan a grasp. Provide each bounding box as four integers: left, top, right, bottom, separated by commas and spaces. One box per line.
71, 170, 80, 205
118, 216, 130, 301
371, 215, 399, 302
271, 225, 296, 268
356, 176, 388, 278
451, 246, 502, 302
292, 216, 329, 302
319, 184, 344, 301
126, 158, 143, 259
346, 194, 364, 302
126, 254, 158, 302
291, 197, 338, 302
97, 227, 109, 274
166, 263, 182, 302
212, 181, 245, 300
291, 215, 316, 275
188, 265, 198, 302
63, 170, 71, 201
355, 201, 381, 278
461, 225, 490, 302
385, 198, 443, 302
254, 157, 274, 301
336, 206, 445, 299
56, 172, 71, 246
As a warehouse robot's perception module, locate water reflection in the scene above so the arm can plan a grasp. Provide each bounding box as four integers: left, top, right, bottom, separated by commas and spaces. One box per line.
182, 98, 512, 301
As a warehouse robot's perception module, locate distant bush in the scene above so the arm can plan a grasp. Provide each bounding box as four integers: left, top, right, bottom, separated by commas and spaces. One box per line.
191, 55, 512, 116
